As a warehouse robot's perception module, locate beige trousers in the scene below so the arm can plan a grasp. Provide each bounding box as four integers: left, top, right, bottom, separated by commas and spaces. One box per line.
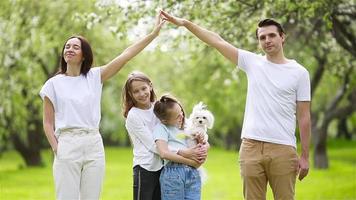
239, 138, 298, 200
54, 127, 105, 200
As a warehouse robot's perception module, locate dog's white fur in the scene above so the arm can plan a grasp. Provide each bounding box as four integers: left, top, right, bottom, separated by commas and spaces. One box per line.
185, 102, 214, 146
185, 102, 214, 184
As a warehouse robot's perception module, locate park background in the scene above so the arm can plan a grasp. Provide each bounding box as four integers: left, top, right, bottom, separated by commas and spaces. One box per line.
0, 0, 355, 199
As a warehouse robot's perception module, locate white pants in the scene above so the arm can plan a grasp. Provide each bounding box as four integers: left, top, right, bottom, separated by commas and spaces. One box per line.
54, 127, 105, 200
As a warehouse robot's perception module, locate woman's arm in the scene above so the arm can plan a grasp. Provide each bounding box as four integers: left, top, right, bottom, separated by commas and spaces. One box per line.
43, 97, 58, 154
100, 13, 165, 82
156, 140, 201, 168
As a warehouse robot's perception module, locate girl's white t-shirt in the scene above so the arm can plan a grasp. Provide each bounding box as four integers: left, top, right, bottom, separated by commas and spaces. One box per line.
39, 67, 103, 131
125, 105, 163, 171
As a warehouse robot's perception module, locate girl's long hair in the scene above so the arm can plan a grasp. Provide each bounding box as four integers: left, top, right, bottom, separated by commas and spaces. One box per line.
58, 35, 93, 76
122, 71, 156, 118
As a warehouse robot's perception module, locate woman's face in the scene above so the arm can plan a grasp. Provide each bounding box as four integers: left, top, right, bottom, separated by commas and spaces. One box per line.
63, 38, 83, 65
130, 80, 152, 109
165, 103, 184, 127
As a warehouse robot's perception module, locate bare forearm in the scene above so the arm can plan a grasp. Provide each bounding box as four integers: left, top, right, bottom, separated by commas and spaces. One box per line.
161, 149, 197, 167
43, 123, 57, 151
299, 117, 311, 158
181, 19, 238, 64
117, 32, 157, 63
101, 32, 157, 81
182, 19, 224, 48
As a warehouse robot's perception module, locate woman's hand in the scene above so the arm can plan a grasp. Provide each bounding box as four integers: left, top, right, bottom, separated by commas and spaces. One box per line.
52, 143, 58, 155
151, 11, 166, 36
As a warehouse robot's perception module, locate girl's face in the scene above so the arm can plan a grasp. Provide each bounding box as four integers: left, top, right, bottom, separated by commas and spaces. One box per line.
63, 38, 83, 65
130, 80, 152, 109
165, 103, 184, 127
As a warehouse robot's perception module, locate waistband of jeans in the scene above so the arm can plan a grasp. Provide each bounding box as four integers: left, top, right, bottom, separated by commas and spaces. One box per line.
165, 162, 187, 167
55, 127, 99, 137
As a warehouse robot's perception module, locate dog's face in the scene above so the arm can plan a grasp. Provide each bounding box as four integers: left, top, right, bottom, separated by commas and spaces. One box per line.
190, 109, 214, 130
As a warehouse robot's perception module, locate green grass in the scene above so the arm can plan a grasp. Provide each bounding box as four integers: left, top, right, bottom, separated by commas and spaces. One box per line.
1, 140, 355, 200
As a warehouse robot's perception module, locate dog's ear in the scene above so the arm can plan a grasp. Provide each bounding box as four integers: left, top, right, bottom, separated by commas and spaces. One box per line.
206, 111, 214, 129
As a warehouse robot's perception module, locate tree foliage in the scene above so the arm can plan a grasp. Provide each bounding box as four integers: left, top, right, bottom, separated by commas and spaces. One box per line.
0, 0, 354, 168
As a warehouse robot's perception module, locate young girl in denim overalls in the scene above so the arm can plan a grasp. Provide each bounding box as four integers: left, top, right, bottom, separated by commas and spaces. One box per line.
153, 95, 204, 200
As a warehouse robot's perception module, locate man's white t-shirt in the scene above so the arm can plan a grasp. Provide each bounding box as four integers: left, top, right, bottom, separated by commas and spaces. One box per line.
125, 105, 163, 171
39, 67, 102, 131
238, 49, 311, 147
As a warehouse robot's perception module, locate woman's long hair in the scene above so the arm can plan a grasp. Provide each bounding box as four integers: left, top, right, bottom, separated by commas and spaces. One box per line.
58, 35, 93, 76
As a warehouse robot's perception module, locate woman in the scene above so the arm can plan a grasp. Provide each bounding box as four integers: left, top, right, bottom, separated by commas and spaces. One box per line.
40, 13, 165, 200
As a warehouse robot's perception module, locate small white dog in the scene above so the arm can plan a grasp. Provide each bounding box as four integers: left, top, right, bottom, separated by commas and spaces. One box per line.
185, 102, 214, 146
185, 102, 214, 184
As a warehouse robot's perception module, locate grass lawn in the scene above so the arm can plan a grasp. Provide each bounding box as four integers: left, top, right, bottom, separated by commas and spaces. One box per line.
0, 139, 355, 200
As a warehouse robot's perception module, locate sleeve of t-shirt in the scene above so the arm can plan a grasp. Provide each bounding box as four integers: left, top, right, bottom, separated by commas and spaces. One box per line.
237, 49, 257, 73
125, 112, 159, 154
296, 69, 311, 101
88, 67, 103, 89
153, 125, 181, 153
153, 123, 169, 142
39, 79, 57, 111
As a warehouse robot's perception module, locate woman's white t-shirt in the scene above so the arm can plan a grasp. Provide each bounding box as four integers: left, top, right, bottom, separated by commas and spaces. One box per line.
39, 67, 102, 131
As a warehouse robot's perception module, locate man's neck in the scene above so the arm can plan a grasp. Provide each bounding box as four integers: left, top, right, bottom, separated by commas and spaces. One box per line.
266, 51, 288, 64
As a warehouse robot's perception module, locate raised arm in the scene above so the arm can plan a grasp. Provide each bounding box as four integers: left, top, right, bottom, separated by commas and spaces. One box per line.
156, 140, 201, 168
296, 101, 311, 181
161, 10, 238, 64
43, 97, 58, 154
100, 13, 165, 82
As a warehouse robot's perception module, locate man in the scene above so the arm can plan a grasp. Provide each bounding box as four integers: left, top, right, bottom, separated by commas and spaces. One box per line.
161, 10, 311, 200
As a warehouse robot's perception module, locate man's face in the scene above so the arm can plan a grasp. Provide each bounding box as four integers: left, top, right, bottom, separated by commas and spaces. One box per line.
257, 25, 285, 55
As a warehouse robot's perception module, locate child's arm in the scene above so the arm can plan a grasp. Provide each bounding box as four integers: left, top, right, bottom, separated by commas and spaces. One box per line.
156, 140, 201, 168
125, 114, 158, 154
177, 145, 207, 163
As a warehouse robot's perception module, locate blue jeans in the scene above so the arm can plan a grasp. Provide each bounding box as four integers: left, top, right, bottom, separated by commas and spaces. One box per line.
160, 162, 201, 200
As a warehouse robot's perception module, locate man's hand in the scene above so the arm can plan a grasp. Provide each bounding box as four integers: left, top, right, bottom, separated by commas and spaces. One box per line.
298, 156, 309, 181
160, 10, 185, 26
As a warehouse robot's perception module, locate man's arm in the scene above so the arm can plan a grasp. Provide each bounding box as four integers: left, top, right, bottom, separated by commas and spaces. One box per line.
161, 10, 238, 64
296, 101, 311, 181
